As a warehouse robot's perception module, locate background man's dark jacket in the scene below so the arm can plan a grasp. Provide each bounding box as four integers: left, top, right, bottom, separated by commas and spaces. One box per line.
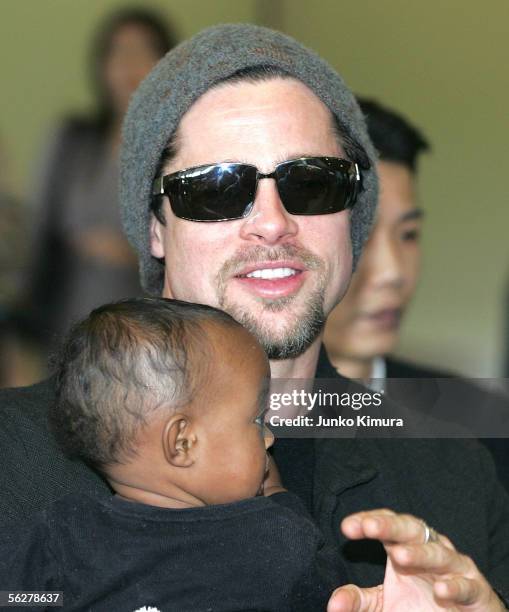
387, 356, 509, 492
1, 356, 509, 599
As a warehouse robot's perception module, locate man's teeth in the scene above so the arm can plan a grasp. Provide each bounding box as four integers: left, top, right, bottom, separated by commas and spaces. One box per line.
245, 267, 298, 280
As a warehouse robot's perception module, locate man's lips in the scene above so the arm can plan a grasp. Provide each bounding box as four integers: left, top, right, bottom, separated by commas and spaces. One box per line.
235, 260, 305, 277
233, 261, 306, 299
361, 308, 402, 329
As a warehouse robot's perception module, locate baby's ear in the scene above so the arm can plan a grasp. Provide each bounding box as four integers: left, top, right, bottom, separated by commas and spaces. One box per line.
162, 415, 196, 467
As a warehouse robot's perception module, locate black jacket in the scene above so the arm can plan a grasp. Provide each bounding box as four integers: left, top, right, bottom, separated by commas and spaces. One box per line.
386, 356, 509, 492
1, 354, 509, 601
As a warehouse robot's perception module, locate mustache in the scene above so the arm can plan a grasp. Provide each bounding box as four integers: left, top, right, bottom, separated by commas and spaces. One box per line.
217, 244, 323, 280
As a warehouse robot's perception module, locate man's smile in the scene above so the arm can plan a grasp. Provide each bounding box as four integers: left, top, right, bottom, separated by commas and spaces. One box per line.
233, 260, 307, 299
244, 267, 298, 279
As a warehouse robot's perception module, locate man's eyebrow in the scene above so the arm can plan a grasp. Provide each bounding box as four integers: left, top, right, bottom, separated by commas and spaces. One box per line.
399, 208, 425, 223
274, 152, 332, 164
222, 153, 326, 166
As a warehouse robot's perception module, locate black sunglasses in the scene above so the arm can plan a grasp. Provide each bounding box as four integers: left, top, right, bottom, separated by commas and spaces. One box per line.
152, 156, 361, 222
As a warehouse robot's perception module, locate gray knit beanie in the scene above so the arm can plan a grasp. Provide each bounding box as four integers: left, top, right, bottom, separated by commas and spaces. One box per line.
120, 23, 378, 295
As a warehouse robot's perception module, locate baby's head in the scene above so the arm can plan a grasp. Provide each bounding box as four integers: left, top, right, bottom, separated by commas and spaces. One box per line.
50, 297, 273, 507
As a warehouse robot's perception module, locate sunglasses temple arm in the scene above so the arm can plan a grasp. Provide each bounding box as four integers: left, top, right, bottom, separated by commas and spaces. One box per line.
152, 177, 165, 196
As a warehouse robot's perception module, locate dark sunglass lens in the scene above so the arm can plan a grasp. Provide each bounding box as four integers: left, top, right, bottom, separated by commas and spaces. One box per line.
276, 158, 350, 215
168, 164, 257, 221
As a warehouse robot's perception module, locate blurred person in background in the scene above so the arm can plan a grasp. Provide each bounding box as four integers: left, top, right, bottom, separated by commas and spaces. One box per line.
0, 135, 39, 387
324, 98, 428, 384
21, 7, 177, 358
323, 99, 509, 491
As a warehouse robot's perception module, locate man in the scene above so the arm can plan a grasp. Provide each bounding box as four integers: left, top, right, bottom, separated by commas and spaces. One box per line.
1, 25, 508, 610
323, 99, 509, 492
324, 99, 428, 384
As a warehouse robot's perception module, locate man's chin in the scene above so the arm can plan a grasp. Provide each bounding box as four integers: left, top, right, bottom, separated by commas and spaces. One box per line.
222, 300, 325, 360
263, 334, 321, 360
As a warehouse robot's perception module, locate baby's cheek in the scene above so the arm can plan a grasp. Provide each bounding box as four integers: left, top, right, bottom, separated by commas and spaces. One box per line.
232, 457, 262, 491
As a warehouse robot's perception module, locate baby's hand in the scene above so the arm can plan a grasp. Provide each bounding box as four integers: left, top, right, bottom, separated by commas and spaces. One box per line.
263, 455, 287, 496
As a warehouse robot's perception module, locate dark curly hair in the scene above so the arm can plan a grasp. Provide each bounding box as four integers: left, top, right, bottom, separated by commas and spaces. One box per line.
49, 297, 239, 470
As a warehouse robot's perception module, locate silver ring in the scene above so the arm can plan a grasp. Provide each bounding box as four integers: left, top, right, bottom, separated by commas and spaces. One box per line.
421, 520, 439, 544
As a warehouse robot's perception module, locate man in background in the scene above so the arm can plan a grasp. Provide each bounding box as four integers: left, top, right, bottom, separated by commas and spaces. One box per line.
324, 99, 509, 491
324, 98, 428, 384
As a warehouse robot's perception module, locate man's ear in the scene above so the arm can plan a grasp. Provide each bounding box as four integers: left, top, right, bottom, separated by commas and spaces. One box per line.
162, 414, 196, 467
150, 213, 166, 259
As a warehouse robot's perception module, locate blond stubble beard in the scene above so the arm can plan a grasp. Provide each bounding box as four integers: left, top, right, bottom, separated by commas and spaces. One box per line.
216, 245, 328, 360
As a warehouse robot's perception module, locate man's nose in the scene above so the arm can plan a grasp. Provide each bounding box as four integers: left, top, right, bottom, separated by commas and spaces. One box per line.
368, 234, 405, 289
239, 178, 299, 245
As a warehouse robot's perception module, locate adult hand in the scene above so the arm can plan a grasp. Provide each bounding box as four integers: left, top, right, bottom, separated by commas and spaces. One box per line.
327, 509, 506, 611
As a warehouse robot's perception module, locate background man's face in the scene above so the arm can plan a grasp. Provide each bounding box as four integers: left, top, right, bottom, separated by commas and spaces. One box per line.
324, 160, 422, 361
150, 77, 353, 359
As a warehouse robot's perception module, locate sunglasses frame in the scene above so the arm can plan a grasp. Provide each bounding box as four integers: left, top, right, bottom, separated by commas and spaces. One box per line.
152, 156, 361, 222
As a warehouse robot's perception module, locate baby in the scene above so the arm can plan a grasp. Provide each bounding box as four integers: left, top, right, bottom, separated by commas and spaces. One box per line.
0, 298, 331, 611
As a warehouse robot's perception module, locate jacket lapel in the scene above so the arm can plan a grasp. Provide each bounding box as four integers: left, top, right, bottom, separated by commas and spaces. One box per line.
313, 347, 395, 586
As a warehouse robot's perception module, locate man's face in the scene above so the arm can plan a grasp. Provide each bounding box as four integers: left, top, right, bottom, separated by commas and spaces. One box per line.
324, 160, 423, 361
150, 78, 353, 359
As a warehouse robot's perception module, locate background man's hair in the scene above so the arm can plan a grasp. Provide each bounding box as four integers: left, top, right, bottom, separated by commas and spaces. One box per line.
49, 297, 239, 470
150, 65, 371, 226
358, 98, 430, 172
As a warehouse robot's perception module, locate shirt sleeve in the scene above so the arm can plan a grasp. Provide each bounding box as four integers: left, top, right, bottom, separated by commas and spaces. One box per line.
267, 490, 314, 519
269, 491, 338, 610
288, 557, 334, 611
